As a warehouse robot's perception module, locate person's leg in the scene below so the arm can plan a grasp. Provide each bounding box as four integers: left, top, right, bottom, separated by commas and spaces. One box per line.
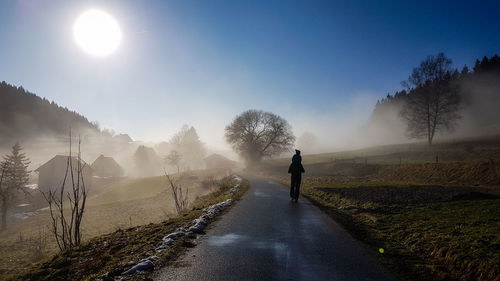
295, 179, 301, 201
290, 178, 295, 199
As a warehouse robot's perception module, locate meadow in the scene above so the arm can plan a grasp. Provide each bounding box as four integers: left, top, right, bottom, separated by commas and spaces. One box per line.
7, 175, 249, 281
262, 137, 500, 281
0, 169, 230, 278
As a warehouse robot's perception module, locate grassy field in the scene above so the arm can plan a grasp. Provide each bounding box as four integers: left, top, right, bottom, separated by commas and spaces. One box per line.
7, 175, 249, 281
0, 169, 231, 278
266, 135, 500, 166
262, 137, 500, 281
299, 182, 500, 281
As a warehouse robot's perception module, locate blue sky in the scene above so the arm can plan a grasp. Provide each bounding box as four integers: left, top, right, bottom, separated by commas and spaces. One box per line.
1, 0, 499, 149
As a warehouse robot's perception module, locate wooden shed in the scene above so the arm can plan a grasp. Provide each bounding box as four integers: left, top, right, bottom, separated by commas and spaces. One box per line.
91, 155, 124, 178
35, 155, 93, 192
204, 154, 237, 170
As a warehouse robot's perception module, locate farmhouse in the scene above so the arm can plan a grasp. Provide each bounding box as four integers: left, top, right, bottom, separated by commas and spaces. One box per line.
91, 154, 124, 178
134, 145, 163, 177
35, 155, 93, 193
204, 154, 237, 171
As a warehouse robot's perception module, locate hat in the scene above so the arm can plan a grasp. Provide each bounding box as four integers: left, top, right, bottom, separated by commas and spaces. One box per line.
295, 149, 301, 154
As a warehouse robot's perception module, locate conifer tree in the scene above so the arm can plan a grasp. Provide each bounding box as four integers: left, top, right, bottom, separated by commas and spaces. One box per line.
0, 143, 30, 230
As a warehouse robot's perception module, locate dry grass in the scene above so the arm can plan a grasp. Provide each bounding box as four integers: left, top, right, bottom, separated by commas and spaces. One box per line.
7, 175, 249, 281
0, 169, 230, 278
302, 183, 500, 281
262, 144, 500, 281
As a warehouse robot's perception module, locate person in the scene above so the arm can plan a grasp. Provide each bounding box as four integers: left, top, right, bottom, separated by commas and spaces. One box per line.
288, 149, 305, 202
292, 149, 302, 164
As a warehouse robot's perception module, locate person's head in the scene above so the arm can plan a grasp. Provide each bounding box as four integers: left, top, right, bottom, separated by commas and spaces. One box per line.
295, 149, 301, 155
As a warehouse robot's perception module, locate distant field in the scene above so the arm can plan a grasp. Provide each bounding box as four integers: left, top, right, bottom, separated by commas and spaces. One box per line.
266, 135, 500, 166
262, 137, 500, 281
0, 169, 230, 277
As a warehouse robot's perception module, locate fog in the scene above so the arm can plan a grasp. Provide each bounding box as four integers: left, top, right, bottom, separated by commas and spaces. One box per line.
452, 74, 500, 137
1, 66, 499, 173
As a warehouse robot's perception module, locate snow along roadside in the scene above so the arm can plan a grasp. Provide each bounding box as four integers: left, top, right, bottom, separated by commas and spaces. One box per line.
119, 175, 243, 277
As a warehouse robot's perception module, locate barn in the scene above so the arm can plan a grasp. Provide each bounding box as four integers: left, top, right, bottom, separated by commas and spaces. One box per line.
91, 154, 124, 178
35, 155, 93, 193
204, 154, 237, 171
134, 145, 163, 177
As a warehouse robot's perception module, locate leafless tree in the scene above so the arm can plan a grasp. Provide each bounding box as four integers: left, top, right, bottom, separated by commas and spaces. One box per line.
41, 132, 87, 251
225, 110, 295, 164
165, 150, 182, 174
164, 171, 188, 215
401, 53, 461, 145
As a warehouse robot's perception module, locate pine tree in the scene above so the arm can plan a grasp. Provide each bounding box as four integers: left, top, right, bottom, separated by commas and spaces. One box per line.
0, 143, 31, 230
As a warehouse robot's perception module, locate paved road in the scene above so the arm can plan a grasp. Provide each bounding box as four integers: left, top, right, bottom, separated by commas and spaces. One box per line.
154, 177, 392, 281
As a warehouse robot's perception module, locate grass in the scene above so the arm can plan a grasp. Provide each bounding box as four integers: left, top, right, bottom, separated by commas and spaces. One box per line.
389, 200, 500, 280
275, 179, 500, 281
263, 141, 500, 281
266, 135, 500, 166
0, 169, 230, 278
89, 176, 168, 205
7, 175, 250, 281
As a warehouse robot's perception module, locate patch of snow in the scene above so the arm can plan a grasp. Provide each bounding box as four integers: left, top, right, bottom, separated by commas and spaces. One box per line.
121, 260, 154, 275
12, 211, 38, 221
125, 182, 242, 276
25, 184, 37, 189
234, 175, 242, 183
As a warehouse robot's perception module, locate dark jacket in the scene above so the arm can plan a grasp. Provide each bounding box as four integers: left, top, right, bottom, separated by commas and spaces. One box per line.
292, 154, 302, 164
288, 162, 305, 178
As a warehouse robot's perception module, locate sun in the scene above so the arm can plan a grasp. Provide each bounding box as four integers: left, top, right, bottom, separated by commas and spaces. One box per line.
73, 9, 122, 57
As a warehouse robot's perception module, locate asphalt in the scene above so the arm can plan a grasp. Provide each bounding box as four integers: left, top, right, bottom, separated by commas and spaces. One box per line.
154, 176, 393, 281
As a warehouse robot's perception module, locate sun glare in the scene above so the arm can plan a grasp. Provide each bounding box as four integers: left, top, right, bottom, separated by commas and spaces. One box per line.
73, 9, 122, 57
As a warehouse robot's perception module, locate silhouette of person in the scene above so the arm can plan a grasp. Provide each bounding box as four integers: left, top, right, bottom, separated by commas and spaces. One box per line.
288, 149, 305, 202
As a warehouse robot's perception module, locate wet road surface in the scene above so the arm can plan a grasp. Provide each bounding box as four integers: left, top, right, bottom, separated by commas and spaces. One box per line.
154, 176, 392, 281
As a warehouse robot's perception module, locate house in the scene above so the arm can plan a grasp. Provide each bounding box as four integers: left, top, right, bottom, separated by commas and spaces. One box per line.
91, 155, 124, 178
204, 154, 237, 170
134, 145, 163, 177
35, 155, 93, 193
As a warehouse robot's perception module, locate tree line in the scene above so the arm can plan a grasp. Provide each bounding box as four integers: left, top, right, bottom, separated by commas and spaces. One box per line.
0, 81, 101, 145
370, 54, 500, 144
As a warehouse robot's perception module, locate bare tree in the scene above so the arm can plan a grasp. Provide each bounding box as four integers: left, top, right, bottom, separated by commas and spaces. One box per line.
164, 171, 188, 215
41, 132, 88, 251
0, 143, 31, 230
401, 53, 461, 145
225, 110, 295, 164
165, 150, 182, 174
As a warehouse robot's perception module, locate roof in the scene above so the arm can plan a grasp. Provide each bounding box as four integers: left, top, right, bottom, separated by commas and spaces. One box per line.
35, 155, 93, 172
91, 154, 119, 166
91, 154, 124, 176
204, 154, 236, 166
134, 145, 162, 161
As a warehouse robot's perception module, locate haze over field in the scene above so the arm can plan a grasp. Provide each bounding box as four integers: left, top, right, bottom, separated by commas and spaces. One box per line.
1, 0, 499, 157
1, 1, 500, 280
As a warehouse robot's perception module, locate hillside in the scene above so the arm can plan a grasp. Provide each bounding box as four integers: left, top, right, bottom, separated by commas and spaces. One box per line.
0, 170, 230, 278
0, 81, 101, 146
360, 54, 500, 145
262, 139, 500, 281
